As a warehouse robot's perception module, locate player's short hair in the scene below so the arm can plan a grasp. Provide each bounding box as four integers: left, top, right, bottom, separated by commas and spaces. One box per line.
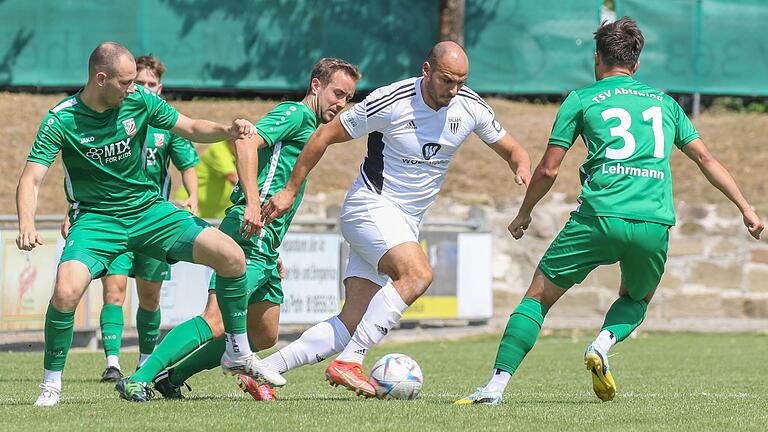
136, 54, 166, 80
308, 58, 362, 91
88, 42, 134, 77
594, 17, 644, 69
424, 41, 467, 69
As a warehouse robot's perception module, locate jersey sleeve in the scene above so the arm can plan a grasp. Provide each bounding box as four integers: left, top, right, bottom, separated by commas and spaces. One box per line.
255, 103, 303, 147
139, 86, 180, 130
27, 113, 64, 167
672, 101, 699, 149
339, 88, 396, 139
472, 100, 506, 144
548, 91, 584, 149
168, 134, 200, 171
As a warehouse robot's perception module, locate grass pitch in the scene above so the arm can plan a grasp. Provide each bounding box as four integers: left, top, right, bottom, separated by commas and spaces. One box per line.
0, 332, 765, 432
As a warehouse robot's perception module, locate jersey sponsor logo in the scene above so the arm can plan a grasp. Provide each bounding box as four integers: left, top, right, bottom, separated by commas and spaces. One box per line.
422, 142, 441, 160
153, 133, 165, 147
146, 147, 159, 165
85, 137, 132, 165
79, 136, 95, 144
601, 162, 665, 180
342, 110, 358, 129
122, 118, 137, 136
448, 116, 461, 134
404, 120, 417, 130
492, 119, 502, 133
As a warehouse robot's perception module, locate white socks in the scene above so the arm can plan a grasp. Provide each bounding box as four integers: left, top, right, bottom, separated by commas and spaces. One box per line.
595, 330, 617, 353
336, 282, 408, 364
225, 332, 253, 358
262, 316, 351, 374
137, 353, 151, 369
484, 369, 512, 393
106, 355, 121, 370
42, 369, 62, 389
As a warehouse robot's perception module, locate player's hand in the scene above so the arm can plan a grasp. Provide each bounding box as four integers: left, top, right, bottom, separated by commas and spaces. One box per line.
515, 168, 532, 187
60, 215, 71, 239
508, 213, 532, 240
229, 119, 256, 140
261, 189, 297, 226
743, 208, 764, 240
240, 202, 263, 240
17, 229, 43, 251
180, 197, 199, 215
277, 256, 286, 279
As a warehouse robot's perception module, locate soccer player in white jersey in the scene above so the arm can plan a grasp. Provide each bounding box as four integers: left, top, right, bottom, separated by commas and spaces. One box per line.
259, 41, 531, 397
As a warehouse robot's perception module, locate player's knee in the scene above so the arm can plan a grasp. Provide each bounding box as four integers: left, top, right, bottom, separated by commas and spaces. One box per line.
403, 265, 432, 297
217, 246, 246, 277
52, 285, 82, 310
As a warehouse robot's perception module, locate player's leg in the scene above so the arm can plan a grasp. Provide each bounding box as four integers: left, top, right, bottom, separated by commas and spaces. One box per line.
125, 289, 220, 400
585, 219, 668, 401
236, 300, 281, 401
99, 271, 128, 382
133, 254, 169, 369
167, 265, 278, 399
325, 190, 428, 397
457, 213, 617, 405
37, 211, 121, 406
455, 269, 566, 405
260, 274, 376, 376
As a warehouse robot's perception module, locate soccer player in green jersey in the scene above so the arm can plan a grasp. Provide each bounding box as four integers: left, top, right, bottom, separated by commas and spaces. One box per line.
62, 54, 200, 382
16, 42, 283, 407
456, 17, 764, 405
115, 58, 361, 402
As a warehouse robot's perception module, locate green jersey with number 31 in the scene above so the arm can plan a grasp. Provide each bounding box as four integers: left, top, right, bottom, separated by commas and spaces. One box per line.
549, 75, 699, 225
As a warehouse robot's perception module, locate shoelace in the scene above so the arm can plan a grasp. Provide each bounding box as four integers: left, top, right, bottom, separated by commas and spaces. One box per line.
39, 383, 60, 397
350, 364, 366, 379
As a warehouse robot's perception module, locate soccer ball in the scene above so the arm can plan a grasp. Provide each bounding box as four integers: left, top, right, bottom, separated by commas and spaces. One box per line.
368, 353, 423, 400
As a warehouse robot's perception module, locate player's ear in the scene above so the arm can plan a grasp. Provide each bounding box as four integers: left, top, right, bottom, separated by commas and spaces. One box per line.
96, 71, 107, 87
156, 83, 163, 95
632, 60, 640, 74
310, 77, 321, 95
422, 61, 431, 78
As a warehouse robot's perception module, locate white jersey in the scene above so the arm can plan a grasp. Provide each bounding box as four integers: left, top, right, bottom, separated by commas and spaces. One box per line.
340, 77, 506, 221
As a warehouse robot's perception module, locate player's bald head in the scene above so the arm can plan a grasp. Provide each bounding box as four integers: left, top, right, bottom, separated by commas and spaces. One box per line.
88, 42, 134, 77
425, 41, 469, 74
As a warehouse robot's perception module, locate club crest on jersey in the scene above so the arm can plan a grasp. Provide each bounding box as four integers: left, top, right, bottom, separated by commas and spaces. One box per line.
153, 133, 165, 147
448, 116, 461, 134
122, 118, 137, 136
422, 143, 441, 160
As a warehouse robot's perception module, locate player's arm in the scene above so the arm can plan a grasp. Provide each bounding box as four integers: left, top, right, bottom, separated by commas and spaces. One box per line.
682, 138, 763, 239
487, 133, 532, 186
509, 145, 568, 240
261, 117, 353, 225
171, 113, 256, 143
179, 167, 199, 215
16, 162, 49, 250
235, 134, 268, 240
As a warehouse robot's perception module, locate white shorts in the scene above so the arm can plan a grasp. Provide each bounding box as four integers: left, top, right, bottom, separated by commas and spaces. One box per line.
340, 186, 420, 287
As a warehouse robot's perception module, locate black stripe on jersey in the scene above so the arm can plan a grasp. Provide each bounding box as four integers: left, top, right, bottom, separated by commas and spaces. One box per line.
366, 87, 414, 117
458, 89, 493, 114
367, 92, 415, 118
362, 131, 385, 194
359, 163, 375, 193
365, 82, 413, 112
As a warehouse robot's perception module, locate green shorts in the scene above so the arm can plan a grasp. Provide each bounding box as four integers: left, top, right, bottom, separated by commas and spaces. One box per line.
60, 199, 209, 279
206, 205, 283, 305
106, 252, 171, 282
539, 212, 669, 300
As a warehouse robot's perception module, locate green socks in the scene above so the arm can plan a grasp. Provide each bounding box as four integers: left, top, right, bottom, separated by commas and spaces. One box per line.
171, 338, 226, 385
130, 316, 213, 383
214, 273, 248, 334
44, 303, 75, 371
136, 307, 162, 355
493, 297, 549, 374
99, 304, 123, 358
601, 296, 648, 342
